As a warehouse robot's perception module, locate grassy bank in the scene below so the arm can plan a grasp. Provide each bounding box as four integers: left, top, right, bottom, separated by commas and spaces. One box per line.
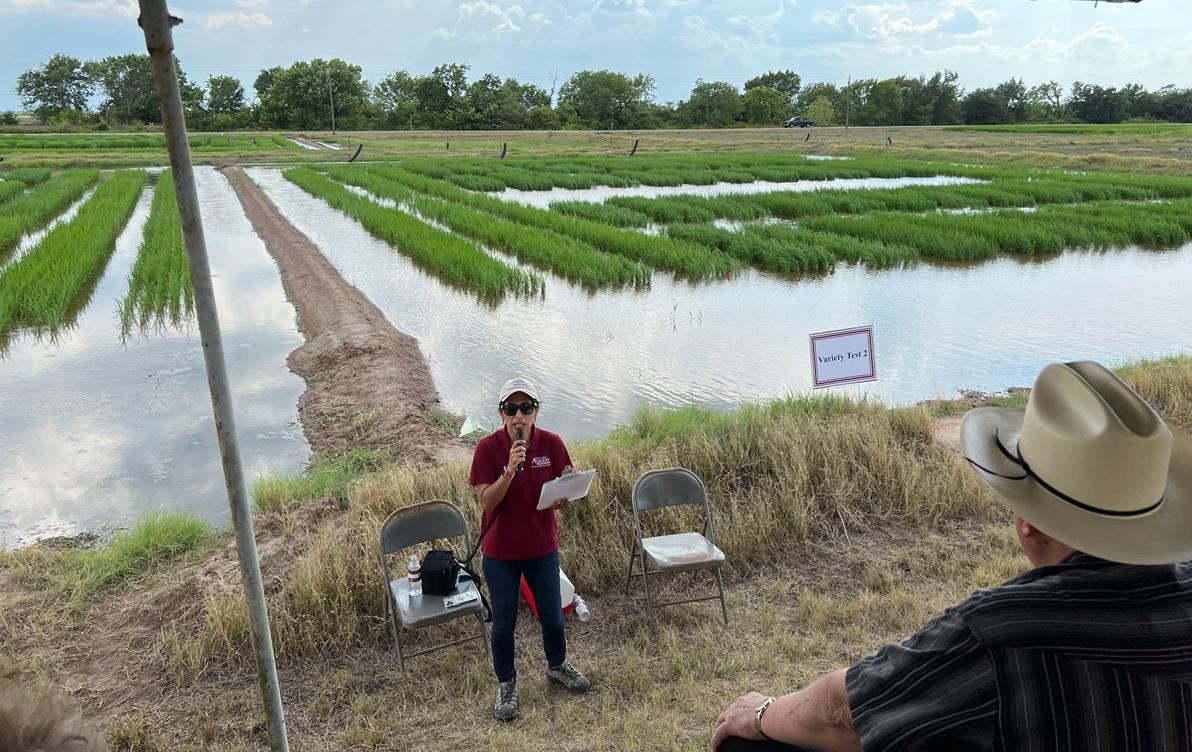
1, 355, 1188, 750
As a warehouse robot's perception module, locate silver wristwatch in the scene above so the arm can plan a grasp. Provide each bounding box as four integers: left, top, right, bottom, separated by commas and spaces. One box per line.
754, 696, 776, 740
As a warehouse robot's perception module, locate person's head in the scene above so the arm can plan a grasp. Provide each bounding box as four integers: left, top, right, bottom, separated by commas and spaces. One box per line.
497, 377, 539, 439
962, 360, 1192, 567
0, 682, 105, 752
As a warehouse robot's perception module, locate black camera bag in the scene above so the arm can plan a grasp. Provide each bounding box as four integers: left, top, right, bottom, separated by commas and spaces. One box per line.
420, 549, 460, 596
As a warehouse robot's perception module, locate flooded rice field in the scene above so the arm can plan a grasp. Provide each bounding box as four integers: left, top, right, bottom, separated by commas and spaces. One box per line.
5, 162, 1192, 546
0, 168, 308, 547
250, 167, 1192, 443
495, 175, 984, 209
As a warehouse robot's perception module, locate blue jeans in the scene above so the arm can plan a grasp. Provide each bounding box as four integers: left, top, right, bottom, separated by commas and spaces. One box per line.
483, 550, 566, 683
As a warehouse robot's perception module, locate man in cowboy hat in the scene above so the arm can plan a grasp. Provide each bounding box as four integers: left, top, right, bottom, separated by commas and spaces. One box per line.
711, 361, 1192, 751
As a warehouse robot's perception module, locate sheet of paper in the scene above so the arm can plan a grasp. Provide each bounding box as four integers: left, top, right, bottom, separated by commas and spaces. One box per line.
537, 469, 597, 511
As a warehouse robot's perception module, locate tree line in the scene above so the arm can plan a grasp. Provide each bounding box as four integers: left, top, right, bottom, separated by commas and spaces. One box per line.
11, 54, 1192, 131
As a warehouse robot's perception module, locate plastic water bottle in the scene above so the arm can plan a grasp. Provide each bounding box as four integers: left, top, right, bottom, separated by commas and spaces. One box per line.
407, 554, 422, 598
573, 595, 591, 622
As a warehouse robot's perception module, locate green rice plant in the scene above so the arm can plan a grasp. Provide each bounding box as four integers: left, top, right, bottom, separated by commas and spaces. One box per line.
607, 196, 718, 224
0, 170, 147, 338
364, 165, 739, 278
118, 171, 193, 335
0, 169, 100, 262
446, 173, 508, 192
550, 201, 652, 227
3, 168, 52, 185
749, 225, 918, 266
0, 181, 24, 205
326, 166, 650, 288
666, 223, 837, 273
803, 213, 1001, 261
271, 135, 300, 149
284, 167, 540, 298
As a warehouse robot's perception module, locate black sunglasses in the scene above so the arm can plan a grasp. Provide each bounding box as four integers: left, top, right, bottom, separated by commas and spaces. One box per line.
500, 401, 538, 416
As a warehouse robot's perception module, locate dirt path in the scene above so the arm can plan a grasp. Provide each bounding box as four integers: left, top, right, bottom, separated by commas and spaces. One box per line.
219, 165, 469, 465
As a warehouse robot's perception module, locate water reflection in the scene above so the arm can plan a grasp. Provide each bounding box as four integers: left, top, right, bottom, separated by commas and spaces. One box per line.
496, 175, 984, 209
0, 167, 308, 548
249, 167, 1192, 445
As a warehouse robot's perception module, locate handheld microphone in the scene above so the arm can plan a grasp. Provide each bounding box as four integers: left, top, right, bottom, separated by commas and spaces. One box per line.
516, 429, 524, 472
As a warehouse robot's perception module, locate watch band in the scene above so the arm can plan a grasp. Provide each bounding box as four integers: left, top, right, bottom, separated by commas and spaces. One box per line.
754, 696, 776, 740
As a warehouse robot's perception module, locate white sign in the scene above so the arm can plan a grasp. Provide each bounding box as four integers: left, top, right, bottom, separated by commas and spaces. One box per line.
810, 326, 876, 388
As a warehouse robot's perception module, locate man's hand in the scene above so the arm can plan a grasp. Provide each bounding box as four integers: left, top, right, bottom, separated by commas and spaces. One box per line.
552, 497, 569, 510
712, 691, 769, 751
507, 439, 527, 474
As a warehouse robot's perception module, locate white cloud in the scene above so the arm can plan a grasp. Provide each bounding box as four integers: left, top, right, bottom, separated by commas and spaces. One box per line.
812, 10, 841, 26
0, 0, 137, 17
431, 0, 548, 40
205, 10, 273, 28
846, 1, 996, 41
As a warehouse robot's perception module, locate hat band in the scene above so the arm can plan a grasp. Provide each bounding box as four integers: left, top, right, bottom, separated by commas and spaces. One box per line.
964, 428, 1164, 518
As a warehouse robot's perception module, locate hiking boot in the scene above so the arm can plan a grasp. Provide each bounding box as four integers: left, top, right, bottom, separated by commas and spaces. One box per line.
493, 679, 518, 721
546, 661, 591, 693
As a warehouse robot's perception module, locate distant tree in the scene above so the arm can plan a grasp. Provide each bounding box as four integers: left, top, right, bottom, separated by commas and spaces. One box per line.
741, 86, 790, 124
744, 70, 801, 103
993, 78, 1030, 122
374, 70, 418, 128
0, 110, 19, 125
86, 54, 199, 125
962, 88, 1011, 125
685, 79, 741, 127
16, 54, 92, 123
1070, 81, 1126, 124
206, 75, 245, 117
796, 82, 840, 113
853, 79, 902, 126
1121, 82, 1157, 120
804, 96, 838, 126
1152, 86, 1192, 123
557, 70, 655, 129
254, 59, 370, 129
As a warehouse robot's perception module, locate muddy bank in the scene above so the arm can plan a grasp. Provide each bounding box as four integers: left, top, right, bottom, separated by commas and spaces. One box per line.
219, 165, 469, 465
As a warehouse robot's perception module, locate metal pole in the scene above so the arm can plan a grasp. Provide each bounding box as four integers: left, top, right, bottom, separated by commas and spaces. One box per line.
327, 68, 336, 135
137, 4, 290, 751
845, 75, 851, 130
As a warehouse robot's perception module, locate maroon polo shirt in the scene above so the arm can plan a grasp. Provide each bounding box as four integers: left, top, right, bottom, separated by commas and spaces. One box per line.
469, 426, 572, 560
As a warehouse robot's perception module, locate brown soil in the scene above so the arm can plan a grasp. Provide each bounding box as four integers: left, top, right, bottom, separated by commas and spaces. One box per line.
218, 165, 469, 465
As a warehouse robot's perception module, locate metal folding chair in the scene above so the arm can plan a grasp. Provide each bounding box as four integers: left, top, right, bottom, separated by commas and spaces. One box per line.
625, 468, 729, 626
379, 500, 489, 674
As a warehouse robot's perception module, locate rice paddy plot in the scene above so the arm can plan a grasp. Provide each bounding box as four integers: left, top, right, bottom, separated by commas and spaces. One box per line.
2, 168, 53, 186
118, 171, 193, 335
325, 167, 650, 289
284, 167, 541, 299
362, 164, 739, 279
0, 181, 25, 205
0, 169, 100, 262
0, 170, 147, 342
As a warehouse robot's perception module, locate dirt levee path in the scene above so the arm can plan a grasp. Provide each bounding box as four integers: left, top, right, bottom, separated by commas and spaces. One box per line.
220, 165, 469, 465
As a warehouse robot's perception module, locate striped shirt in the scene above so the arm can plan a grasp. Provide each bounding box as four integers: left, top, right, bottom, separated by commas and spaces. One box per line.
845, 553, 1192, 751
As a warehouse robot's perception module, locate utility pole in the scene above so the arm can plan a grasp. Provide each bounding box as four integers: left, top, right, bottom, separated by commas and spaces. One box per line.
327, 67, 336, 135
138, 3, 289, 751
845, 75, 852, 130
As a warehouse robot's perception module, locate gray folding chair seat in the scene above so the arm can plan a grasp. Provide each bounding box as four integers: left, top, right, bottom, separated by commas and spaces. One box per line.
379, 499, 489, 674
641, 531, 726, 574
390, 575, 483, 629
626, 467, 729, 625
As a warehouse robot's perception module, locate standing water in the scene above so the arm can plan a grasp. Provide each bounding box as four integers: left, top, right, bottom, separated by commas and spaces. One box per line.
0, 168, 308, 547
248, 168, 1192, 440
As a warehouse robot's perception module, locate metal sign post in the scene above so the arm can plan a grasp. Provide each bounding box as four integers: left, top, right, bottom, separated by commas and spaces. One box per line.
137, 3, 289, 750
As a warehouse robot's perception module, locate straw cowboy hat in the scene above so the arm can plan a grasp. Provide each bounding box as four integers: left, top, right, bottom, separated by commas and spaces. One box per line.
961, 361, 1192, 565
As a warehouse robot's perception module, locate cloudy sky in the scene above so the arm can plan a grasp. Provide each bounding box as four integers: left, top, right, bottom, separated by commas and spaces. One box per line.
1, 0, 1188, 108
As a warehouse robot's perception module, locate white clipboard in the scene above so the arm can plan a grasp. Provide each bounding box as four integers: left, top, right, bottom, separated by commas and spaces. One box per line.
537, 469, 597, 511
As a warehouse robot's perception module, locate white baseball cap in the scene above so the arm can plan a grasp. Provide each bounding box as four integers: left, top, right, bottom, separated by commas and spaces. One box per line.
499, 377, 539, 403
